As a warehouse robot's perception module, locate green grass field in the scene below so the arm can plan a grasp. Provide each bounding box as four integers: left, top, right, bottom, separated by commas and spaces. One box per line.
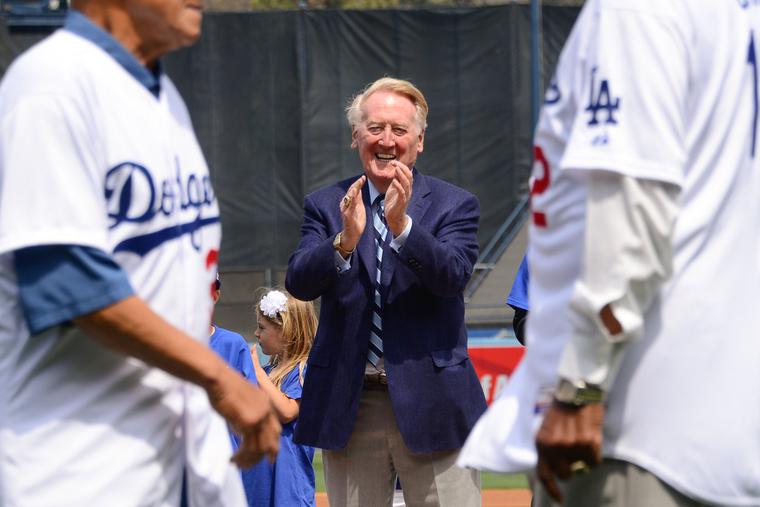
312, 450, 528, 492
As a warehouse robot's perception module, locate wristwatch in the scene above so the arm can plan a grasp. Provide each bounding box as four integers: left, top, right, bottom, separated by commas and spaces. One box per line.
333, 232, 355, 257
553, 378, 605, 407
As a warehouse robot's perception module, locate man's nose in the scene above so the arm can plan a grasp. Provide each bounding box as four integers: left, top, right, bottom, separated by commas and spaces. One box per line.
379, 125, 394, 146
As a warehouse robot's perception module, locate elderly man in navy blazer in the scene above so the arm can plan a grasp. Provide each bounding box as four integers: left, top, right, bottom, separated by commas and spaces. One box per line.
286, 77, 486, 507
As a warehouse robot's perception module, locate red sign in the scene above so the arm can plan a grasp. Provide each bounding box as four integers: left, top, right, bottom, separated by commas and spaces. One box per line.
468, 345, 524, 404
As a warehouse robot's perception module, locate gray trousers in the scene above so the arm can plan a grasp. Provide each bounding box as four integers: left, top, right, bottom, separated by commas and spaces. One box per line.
323, 386, 481, 507
533, 459, 708, 507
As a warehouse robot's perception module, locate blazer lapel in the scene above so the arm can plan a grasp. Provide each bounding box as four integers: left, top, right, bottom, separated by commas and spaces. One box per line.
357, 182, 376, 279
407, 169, 432, 226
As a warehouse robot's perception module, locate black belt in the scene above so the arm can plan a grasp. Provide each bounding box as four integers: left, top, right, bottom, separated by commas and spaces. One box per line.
363, 371, 388, 389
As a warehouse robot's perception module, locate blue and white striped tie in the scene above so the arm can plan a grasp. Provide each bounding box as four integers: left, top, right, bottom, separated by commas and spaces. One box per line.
368, 195, 387, 367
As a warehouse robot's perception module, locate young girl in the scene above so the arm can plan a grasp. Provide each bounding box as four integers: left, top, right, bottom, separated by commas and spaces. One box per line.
249, 289, 317, 507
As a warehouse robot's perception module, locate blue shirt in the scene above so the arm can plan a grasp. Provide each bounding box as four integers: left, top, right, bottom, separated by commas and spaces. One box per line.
506, 255, 529, 311
208, 326, 262, 507
209, 325, 257, 389
249, 364, 316, 507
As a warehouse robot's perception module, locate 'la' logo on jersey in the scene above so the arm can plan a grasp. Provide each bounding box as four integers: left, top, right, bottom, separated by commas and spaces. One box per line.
585, 66, 620, 126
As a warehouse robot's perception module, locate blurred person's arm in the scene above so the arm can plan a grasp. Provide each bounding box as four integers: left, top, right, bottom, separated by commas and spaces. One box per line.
13, 245, 280, 467
75, 296, 281, 467
556, 172, 680, 390
536, 172, 680, 501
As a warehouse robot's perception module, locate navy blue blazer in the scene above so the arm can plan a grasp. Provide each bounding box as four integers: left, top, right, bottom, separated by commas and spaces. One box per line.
286, 170, 487, 454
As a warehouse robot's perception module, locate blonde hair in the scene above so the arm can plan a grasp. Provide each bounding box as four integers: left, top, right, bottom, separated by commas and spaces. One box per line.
255, 288, 317, 389
345, 77, 429, 134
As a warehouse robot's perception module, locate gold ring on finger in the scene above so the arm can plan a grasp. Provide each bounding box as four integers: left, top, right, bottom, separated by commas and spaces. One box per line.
341, 195, 351, 208
569, 460, 590, 475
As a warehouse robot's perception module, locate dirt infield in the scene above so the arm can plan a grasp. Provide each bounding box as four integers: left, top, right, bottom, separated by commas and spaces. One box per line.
480, 489, 533, 507
315, 489, 533, 507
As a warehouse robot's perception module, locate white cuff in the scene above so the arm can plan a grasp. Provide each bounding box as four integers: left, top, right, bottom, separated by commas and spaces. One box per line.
334, 250, 352, 273
558, 172, 679, 389
390, 216, 412, 252
557, 292, 626, 390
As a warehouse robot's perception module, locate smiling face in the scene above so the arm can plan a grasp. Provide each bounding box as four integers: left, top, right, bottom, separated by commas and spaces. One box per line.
255, 313, 285, 357
351, 90, 425, 193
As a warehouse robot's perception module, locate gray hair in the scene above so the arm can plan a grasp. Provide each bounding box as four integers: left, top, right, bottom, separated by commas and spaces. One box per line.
345, 77, 428, 133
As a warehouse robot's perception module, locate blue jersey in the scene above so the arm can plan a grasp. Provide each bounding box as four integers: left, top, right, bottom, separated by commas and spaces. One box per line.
506, 255, 529, 311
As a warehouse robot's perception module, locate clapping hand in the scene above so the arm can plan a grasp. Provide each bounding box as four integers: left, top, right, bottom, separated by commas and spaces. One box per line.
339, 175, 367, 253
384, 161, 413, 237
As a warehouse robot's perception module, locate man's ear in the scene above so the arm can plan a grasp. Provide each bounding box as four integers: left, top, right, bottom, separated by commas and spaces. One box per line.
351, 128, 358, 149
417, 129, 425, 153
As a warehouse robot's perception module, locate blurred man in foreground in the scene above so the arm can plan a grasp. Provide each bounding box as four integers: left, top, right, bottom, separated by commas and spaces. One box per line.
461, 1, 760, 505
0, 1, 279, 505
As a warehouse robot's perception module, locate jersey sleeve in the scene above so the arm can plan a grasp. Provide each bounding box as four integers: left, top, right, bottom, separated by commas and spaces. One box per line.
560, 2, 689, 186
14, 245, 134, 334
0, 93, 108, 254
557, 174, 679, 388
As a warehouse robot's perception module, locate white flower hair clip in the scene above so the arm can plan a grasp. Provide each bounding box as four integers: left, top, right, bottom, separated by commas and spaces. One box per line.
260, 290, 288, 319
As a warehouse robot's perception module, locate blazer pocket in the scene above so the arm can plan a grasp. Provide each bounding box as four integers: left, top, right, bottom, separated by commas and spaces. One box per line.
307, 345, 331, 367
430, 347, 468, 368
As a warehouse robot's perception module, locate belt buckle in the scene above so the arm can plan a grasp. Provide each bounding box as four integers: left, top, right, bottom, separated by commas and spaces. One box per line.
365, 371, 388, 385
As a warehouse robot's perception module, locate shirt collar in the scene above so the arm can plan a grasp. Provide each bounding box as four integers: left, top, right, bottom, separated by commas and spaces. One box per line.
365, 165, 417, 205
367, 178, 382, 205
63, 10, 162, 98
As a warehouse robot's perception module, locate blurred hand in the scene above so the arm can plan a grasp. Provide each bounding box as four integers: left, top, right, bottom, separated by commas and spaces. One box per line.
233, 409, 281, 467
535, 401, 604, 503
384, 161, 413, 237
207, 367, 281, 467
340, 175, 367, 252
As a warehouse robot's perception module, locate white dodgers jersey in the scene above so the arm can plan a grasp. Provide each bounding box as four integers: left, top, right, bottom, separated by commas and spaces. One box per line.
461, 1, 760, 503
0, 31, 244, 506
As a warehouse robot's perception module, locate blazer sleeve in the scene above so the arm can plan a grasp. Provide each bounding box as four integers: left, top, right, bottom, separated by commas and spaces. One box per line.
286, 193, 361, 301
394, 191, 479, 298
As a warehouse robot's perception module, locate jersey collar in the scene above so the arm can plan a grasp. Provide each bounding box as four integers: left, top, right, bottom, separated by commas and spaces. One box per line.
63, 10, 162, 99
